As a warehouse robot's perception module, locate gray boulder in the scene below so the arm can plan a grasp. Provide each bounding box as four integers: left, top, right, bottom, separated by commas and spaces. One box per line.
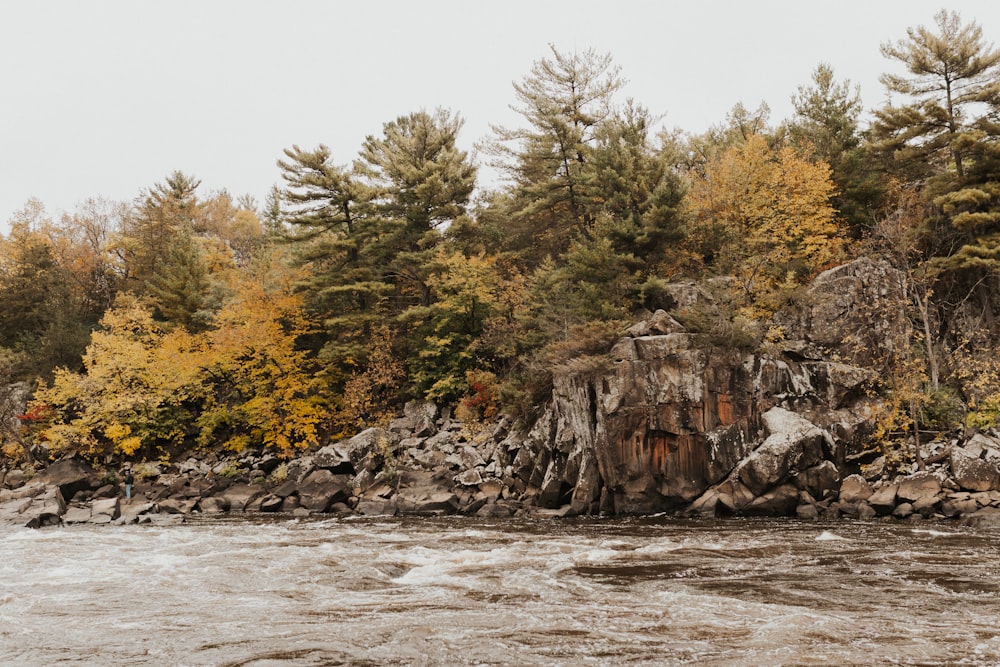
218, 483, 265, 511
950, 447, 1000, 492
838, 474, 873, 504
896, 471, 944, 504
33, 459, 98, 502
296, 470, 350, 512
737, 408, 826, 496
867, 484, 898, 515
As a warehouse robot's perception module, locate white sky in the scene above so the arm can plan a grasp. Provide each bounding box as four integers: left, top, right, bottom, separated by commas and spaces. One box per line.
3, 0, 1000, 231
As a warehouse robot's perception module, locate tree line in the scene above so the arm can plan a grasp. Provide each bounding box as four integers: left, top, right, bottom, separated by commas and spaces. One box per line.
3, 10, 1000, 465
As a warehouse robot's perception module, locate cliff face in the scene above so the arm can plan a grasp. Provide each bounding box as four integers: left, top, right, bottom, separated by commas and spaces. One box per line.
501, 257, 893, 516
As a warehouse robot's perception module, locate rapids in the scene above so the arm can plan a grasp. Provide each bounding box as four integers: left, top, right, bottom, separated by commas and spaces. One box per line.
2, 516, 999, 666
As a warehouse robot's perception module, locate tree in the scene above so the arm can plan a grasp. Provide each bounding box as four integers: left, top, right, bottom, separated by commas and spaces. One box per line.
788, 64, 881, 236
33, 295, 204, 459
277, 144, 389, 368
0, 200, 90, 375
873, 10, 1000, 309
585, 102, 689, 282
114, 171, 202, 293
358, 109, 476, 307
685, 134, 842, 311
873, 10, 1000, 183
196, 264, 330, 457
487, 45, 624, 261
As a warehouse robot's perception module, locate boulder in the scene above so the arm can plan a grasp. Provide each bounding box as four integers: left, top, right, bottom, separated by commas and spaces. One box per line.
737, 408, 826, 496
199, 497, 229, 513
959, 506, 1000, 528
856, 502, 877, 521
157, 498, 197, 514
744, 484, 799, 516
687, 488, 721, 518
838, 474, 873, 504
22, 485, 66, 527
62, 505, 94, 524
296, 470, 350, 512
259, 494, 284, 512
796, 461, 840, 500
941, 498, 979, 518
33, 459, 98, 502
313, 443, 355, 474
118, 501, 155, 525
896, 472, 944, 504
91, 497, 121, 523
950, 447, 1000, 492
219, 483, 266, 511
867, 484, 898, 515
796, 503, 820, 520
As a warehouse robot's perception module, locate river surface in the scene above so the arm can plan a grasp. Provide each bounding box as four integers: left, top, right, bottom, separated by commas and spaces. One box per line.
2, 516, 1000, 666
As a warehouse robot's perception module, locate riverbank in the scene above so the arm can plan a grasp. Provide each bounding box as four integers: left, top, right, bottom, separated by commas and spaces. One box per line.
5, 400, 1000, 529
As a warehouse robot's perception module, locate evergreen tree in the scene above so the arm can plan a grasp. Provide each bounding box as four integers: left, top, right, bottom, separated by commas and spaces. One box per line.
277, 144, 388, 368
873, 10, 1000, 184
358, 109, 476, 308
486, 45, 624, 263
788, 64, 881, 236
872, 11, 1000, 291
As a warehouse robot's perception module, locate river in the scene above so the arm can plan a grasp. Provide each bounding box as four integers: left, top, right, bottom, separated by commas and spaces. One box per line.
2, 516, 999, 666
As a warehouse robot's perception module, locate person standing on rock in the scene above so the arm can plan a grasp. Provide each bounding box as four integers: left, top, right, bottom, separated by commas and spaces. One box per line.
123, 468, 135, 502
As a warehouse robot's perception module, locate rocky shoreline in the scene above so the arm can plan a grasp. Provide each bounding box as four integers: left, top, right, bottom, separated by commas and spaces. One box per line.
5, 258, 1000, 530
5, 399, 1000, 530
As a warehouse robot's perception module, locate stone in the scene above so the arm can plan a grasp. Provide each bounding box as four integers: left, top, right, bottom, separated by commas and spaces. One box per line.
477, 479, 504, 501
839, 474, 873, 504
737, 408, 826, 496
454, 468, 484, 486
355, 499, 396, 516
744, 484, 799, 516
157, 498, 197, 514
219, 483, 266, 512
62, 505, 93, 524
259, 494, 284, 512
475, 502, 514, 518
688, 488, 721, 517
892, 502, 914, 518
118, 502, 155, 525
796, 460, 840, 500
867, 484, 898, 515
796, 503, 819, 520
960, 506, 1000, 528
715, 479, 755, 513
896, 472, 944, 504
312, 443, 355, 474
296, 470, 350, 512
32, 459, 97, 502
941, 498, 979, 518
625, 309, 685, 337
950, 447, 1000, 492
91, 497, 120, 523
856, 501, 877, 521
199, 497, 229, 513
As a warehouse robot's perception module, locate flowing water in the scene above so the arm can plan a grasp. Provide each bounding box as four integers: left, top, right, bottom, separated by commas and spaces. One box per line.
2, 515, 1000, 666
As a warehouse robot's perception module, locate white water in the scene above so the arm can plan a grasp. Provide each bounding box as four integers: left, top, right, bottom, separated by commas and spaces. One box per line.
3, 516, 1000, 666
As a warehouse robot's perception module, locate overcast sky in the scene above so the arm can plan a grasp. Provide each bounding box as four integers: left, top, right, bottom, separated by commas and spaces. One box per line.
3, 1, 1000, 232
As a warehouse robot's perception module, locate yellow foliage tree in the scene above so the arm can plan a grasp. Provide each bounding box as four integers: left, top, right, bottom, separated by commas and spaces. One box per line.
686, 134, 843, 312
35, 295, 204, 458
33, 252, 331, 460
196, 267, 329, 457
